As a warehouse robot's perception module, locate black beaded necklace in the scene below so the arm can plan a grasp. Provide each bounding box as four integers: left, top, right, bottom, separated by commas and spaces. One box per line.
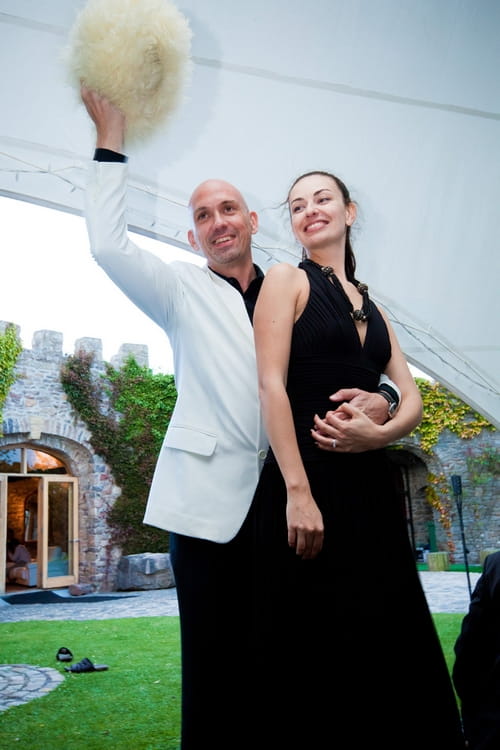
303, 258, 371, 322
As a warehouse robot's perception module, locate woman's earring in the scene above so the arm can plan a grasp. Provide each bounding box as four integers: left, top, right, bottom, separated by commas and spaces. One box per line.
302, 247, 307, 261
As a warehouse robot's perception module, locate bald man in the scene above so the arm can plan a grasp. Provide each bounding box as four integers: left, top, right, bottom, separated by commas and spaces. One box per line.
81, 86, 403, 750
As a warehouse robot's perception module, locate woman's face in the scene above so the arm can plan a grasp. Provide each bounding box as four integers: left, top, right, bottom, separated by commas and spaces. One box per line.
288, 173, 355, 252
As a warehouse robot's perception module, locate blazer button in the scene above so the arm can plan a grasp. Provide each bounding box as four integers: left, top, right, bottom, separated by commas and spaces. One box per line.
258, 450, 267, 460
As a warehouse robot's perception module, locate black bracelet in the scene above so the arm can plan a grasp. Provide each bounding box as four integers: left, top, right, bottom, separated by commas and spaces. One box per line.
378, 387, 398, 419
94, 148, 128, 163
378, 383, 400, 407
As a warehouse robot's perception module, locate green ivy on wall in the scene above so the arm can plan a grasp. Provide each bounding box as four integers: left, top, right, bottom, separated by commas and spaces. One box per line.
466, 446, 500, 486
61, 352, 177, 554
413, 378, 495, 453
425, 472, 455, 556
0, 324, 23, 436
414, 378, 497, 553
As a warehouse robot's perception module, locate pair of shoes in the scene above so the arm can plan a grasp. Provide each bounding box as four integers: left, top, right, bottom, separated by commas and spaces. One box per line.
56, 647, 73, 662
64, 657, 108, 673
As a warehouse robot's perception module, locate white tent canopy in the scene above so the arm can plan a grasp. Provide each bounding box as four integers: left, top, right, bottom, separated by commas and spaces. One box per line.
1, 0, 499, 426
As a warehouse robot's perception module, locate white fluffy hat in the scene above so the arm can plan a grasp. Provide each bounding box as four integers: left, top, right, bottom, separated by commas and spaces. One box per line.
64, 0, 192, 142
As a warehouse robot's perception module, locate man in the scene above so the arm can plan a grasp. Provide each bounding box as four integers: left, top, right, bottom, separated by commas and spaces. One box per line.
453, 550, 500, 749
81, 85, 405, 749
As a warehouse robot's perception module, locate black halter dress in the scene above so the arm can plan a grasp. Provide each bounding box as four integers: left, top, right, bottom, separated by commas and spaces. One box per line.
251, 260, 465, 749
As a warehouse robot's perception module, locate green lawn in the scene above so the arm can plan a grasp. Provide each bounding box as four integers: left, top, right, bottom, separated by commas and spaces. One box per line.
0, 613, 463, 750
0, 617, 181, 750
417, 562, 483, 573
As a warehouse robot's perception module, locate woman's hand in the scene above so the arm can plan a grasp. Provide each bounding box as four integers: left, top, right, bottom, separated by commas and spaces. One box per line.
286, 488, 324, 559
328, 387, 390, 425
312, 402, 384, 453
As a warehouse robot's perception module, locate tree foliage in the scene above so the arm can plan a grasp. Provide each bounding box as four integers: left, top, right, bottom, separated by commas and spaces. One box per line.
61, 353, 176, 554
0, 324, 23, 436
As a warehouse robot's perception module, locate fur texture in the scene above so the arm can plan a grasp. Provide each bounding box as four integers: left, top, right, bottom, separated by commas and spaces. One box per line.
64, 0, 192, 142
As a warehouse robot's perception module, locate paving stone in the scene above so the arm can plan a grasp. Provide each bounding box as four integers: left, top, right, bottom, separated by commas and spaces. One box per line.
0, 665, 64, 712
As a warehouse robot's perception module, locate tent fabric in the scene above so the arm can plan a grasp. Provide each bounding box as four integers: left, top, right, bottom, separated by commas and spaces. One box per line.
1, 0, 499, 427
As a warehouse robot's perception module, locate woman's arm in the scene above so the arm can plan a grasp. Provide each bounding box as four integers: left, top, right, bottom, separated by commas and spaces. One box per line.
312, 307, 423, 452
253, 263, 324, 559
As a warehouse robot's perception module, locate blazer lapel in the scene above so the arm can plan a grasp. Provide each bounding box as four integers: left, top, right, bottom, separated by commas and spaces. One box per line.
205, 266, 254, 337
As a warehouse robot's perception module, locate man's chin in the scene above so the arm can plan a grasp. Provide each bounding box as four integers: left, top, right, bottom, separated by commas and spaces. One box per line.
209, 249, 241, 266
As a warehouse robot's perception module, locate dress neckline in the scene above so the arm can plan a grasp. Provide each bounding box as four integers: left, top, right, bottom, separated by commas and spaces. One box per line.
301, 258, 372, 322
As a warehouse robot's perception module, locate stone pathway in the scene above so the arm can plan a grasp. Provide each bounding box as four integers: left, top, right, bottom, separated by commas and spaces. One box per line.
0, 586, 179, 623
0, 664, 64, 712
0, 571, 482, 712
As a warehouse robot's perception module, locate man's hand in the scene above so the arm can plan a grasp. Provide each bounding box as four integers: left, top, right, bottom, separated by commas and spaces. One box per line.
80, 85, 126, 153
312, 401, 386, 453
329, 387, 390, 425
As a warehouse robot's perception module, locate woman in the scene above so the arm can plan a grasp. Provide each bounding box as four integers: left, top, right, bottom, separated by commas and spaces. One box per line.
252, 171, 465, 748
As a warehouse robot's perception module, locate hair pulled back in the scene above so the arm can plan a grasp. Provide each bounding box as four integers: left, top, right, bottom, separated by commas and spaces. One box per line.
287, 171, 357, 283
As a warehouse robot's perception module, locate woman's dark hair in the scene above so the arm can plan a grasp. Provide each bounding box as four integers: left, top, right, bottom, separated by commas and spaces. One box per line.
287, 170, 357, 282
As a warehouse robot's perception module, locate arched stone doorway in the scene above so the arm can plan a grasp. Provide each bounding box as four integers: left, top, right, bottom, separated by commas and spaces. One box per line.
0, 444, 79, 591
0, 444, 79, 593
387, 448, 435, 561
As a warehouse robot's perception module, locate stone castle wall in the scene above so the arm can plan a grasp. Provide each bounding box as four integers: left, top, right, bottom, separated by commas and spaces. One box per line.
0, 321, 150, 590
429, 429, 499, 563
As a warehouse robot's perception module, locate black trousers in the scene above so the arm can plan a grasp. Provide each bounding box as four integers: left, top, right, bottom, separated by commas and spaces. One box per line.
169, 506, 256, 750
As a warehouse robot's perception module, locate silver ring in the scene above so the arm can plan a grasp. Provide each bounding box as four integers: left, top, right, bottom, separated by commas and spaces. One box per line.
331, 439, 336, 449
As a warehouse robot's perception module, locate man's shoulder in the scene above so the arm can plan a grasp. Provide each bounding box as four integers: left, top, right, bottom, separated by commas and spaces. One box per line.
484, 551, 500, 587
161, 258, 208, 282
169, 258, 206, 272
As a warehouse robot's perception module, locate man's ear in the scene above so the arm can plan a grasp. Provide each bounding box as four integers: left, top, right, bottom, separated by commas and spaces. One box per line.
187, 229, 199, 252
249, 211, 259, 235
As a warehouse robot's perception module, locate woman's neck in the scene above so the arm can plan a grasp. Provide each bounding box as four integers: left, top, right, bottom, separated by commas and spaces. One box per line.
305, 249, 347, 282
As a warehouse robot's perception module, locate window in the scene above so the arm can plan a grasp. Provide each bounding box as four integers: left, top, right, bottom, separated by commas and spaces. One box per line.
0, 447, 67, 474
27, 450, 66, 474
0, 448, 21, 473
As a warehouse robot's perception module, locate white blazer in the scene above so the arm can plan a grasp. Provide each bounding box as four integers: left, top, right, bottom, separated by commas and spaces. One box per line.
85, 162, 268, 542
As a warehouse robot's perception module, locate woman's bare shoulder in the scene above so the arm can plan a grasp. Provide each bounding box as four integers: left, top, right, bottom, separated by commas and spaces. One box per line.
264, 262, 302, 282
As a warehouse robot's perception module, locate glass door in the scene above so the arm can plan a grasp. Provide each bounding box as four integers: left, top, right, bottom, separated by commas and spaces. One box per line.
39, 477, 79, 588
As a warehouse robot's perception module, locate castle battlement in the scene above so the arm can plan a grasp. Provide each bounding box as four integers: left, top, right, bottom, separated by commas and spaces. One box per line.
0, 320, 149, 369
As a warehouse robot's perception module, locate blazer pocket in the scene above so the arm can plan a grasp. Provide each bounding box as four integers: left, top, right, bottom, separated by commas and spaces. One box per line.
164, 425, 217, 457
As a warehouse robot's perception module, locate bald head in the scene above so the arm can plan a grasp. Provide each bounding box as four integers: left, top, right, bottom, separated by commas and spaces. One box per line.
188, 179, 249, 215
186, 178, 258, 275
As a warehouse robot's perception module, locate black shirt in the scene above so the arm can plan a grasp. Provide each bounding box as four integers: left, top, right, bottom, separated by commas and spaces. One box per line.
211, 266, 264, 323
94, 148, 264, 322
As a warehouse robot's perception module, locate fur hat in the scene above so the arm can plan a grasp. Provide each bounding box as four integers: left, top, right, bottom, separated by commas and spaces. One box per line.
64, 0, 192, 143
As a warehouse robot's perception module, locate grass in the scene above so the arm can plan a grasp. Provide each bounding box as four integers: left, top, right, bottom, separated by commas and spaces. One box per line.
0, 617, 181, 750
1, 613, 464, 750
417, 562, 483, 573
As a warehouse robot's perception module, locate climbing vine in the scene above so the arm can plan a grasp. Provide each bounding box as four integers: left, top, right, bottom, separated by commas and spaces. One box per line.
466, 446, 500, 486
424, 472, 456, 556
0, 324, 23, 436
61, 352, 177, 554
413, 379, 497, 553
413, 378, 494, 453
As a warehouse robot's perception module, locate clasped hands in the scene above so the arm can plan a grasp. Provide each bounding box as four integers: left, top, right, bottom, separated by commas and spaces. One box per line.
311, 387, 388, 454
